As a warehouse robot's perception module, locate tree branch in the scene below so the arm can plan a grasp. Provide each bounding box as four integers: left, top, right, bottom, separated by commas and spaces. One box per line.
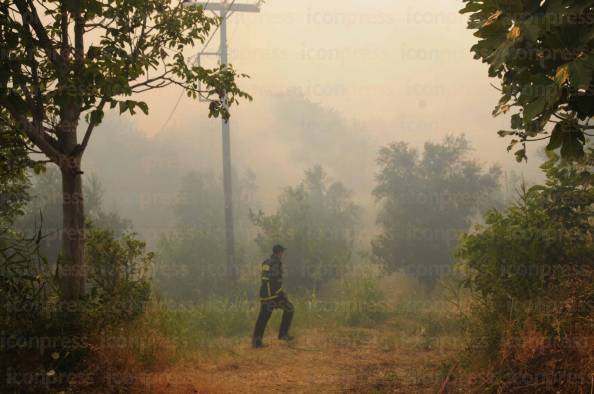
60, 8, 69, 62
14, 0, 68, 77
74, 7, 84, 71
0, 96, 61, 163
80, 97, 107, 154
128, 70, 174, 90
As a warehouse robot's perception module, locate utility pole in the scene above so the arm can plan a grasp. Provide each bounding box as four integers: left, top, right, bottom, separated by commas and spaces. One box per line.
183, 0, 261, 282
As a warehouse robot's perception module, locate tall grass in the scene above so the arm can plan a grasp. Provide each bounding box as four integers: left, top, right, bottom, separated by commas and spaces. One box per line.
100, 272, 468, 376
111, 275, 391, 360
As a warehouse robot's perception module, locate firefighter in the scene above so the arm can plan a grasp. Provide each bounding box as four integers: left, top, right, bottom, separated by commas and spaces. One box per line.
252, 244, 294, 348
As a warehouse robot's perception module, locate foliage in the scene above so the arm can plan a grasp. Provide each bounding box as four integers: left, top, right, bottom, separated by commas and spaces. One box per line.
157, 227, 227, 301
456, 150, 593, 392
372, 135, 501, 289
84, 174, 132, 234
251, 166, 360, 293
0, 229, 52, 329
461, 0, 594, 161
0, 0, 251, 300
0, 167, 150, 392
0, 122, 54, 340
84, 227, 153, 324
0, 224, 154, 392
16, 168, 62, 262
19, 168, 130, 234
156, 170, 258, 301
0, 0, 250, 145
132, 275, 389, 360
17, 168, 132, 267
0, 123, 38, 223
339, 276, 388, 327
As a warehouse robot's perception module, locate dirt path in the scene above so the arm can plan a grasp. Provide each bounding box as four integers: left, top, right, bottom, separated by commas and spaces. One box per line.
146, 325, 457, 393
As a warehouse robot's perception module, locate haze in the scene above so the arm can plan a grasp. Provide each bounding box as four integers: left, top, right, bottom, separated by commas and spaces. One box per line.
84, 0, 543, 242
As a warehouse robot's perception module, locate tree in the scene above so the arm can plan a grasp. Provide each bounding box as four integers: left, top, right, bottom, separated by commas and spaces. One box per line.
455, 151, 593, 392
157, 170, 258, 300
15, 167, 130, 268
461, 0, 594, 161
0, 1, 250, 301
251, 166, 359, 293
372, 135, 501, 289
83, 173, 132, 234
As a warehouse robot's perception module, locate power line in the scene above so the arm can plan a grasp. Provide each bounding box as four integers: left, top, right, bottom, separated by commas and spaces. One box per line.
157, 89, 185, 134
157, 0, 238, 134
161, 0, 260, 283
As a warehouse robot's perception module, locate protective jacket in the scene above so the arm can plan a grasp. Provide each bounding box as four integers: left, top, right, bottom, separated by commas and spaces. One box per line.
259, 255, 284, 301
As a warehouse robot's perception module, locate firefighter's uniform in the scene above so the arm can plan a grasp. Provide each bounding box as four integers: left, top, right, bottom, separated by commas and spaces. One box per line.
252, 254, 294, 346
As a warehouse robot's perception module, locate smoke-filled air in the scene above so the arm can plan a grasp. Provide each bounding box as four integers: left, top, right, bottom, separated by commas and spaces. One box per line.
1, 0, 592, 393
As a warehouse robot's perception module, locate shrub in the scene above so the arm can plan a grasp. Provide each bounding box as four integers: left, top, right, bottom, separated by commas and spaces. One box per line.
155, 170, 257, 301
251, 166, 360, 293
340, 276, 388, 327
456, 151, 593, 393
0, 224, 154, 393
84, 227, 153, 325
372, 135, 501, 290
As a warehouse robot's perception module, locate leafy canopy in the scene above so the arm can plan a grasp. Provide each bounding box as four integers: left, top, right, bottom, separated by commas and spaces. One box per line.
455, 151, 593, 391
461, 0, 594, 161
458, 150, 593, 303
0, 0, 250, 167
157, 170, 258, 300
372, 135, 501, 289
251, 166, 360, 293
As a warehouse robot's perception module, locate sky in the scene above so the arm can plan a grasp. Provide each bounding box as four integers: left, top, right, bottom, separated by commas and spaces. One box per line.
132, 0, 543, 163
87, 0, 547, 234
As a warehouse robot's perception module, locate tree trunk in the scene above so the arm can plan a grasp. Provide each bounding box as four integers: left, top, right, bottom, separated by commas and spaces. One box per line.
59, 162, 86, 301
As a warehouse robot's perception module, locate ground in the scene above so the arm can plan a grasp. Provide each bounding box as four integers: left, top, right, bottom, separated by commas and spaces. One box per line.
143, 321, 460, 394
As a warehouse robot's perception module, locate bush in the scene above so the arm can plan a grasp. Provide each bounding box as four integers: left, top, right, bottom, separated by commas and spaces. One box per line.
372, 135, 501, 290
251, 166, 360, 293
0, 224, 154, 393
84, 227, 153, 324
340, 276, 388, 327
155, 170, 257, 301
456, 152, 594, 393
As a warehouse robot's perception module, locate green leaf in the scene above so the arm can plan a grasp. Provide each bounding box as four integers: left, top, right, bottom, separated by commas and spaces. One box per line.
568, 60, 593, 91
527, 185, 547, 193
460, 2, 483, 14
560, 135, 585, 160
498, 130, 515, 137
511, 114, 522, 129
62, 0, 78, 12
118, 101, 128, 114
87, 46, 101, 60
507, 139, 519, 152
514, 148, 527, 162
136, 101, 149, 115
520, 18, 541, 42
89, 109, 104, 125
523, 96, 546, 122
546, 123, 564, 151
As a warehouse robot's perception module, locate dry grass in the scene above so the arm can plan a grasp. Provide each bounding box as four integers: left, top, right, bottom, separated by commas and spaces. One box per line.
68, 274, 470, 393
147, 326, 459, 394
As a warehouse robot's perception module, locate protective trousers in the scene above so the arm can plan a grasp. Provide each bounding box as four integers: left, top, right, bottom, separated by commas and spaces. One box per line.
252, 296, 294, 343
